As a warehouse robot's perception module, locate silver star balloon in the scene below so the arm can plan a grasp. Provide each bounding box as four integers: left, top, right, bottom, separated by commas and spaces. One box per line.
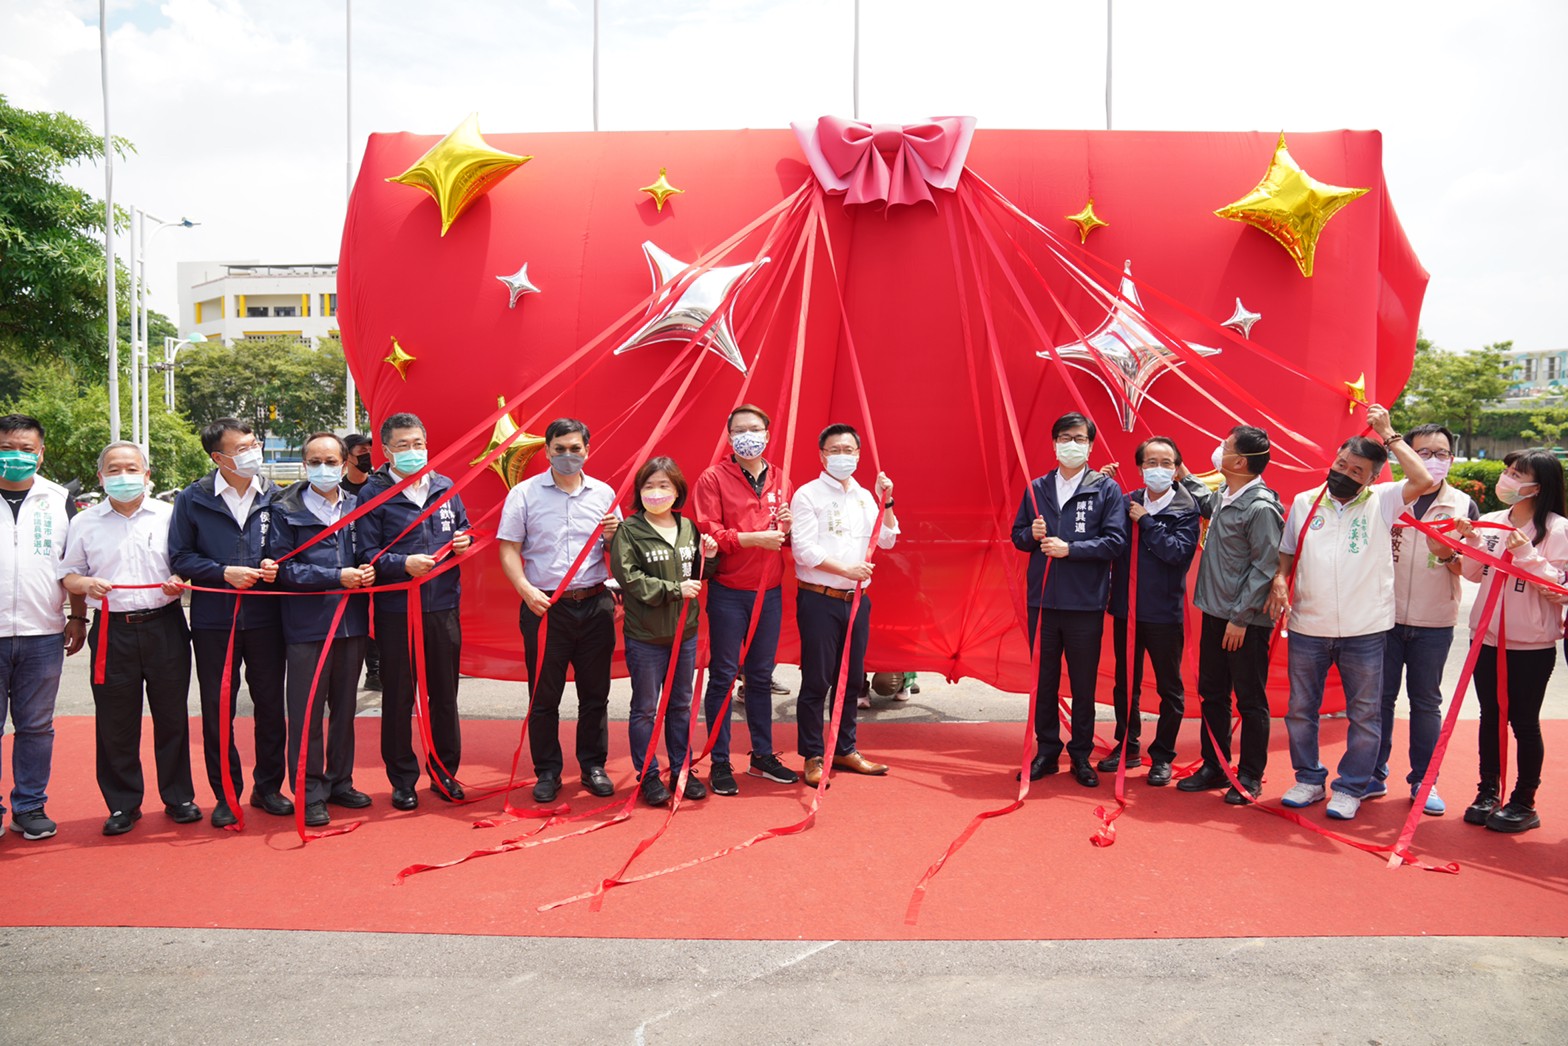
613, 242, 770, 374
497, 263, 540, 308
1222, 297, 1262, 338
1038, 261, 1222, 432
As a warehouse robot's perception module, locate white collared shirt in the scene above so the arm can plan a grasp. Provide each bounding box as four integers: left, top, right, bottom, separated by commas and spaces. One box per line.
1218, 475, 1263, 511
790, 471, 899, 590
303, 483, 347, 527
59, 497, 178, 613
496, 470, 619, 590
1054, 468, 1085, 510
1143, 486, 1176, 515
391, 468, 430, 507
214, 470, 261, 526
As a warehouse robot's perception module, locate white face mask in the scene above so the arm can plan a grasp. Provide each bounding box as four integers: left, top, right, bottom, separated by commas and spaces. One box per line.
1142, 466, 1175, 492
1211, 443, 1228, 473
825, 453, 858, 480
1055, 441, 1090, 469
730, 430, 768, 460
228, 447, 263, 479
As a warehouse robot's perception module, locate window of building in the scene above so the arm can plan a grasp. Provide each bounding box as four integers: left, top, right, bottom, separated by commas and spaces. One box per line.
1550, 356, 1561, 381
274, 306, 298, 318
246, 306, 269, 318
322, 293, 337, 317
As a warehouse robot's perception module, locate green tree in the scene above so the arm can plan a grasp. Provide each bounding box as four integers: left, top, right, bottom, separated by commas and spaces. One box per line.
175, 337, 349, 450
1391, 337, 1511, 454
1520, 411, 1568, 448
0, 94, 132, 372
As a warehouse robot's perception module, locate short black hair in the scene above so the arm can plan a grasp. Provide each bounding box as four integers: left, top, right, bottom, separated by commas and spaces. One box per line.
343, 432, 372, 450
302, 432, 347, 460
199, 417, 253, 454
379, 412, 425, 445
546, 417, 590, 446
633, 456, 688, 511
1134, 436, 1181, 467
1338, 435, 1390, 472
0, 414, 45, 441
1231, 425, 1271, 475
818, 423, 861, 450
1406, 422, 1456, 451
1051, 412, 1097, 442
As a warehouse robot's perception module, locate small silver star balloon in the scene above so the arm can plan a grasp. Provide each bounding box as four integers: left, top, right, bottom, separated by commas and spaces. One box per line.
1038, 261, 1222, 432
613, 242, 770, 374
1222, 297, 1262, 338
497, 263, 540, 308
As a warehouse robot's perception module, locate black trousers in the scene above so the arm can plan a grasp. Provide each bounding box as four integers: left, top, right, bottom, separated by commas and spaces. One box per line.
377, 607, 462, 791
1110, 616, 1186, 764
285, 637, 363, 805
87, 605, 194, 814
795, 589, 872, 759
1473, 644, 1553, 794
1196, 612, 1273, 781
518, 593, 614, 777
193, 625, 287, 801
1028, 607, 1102, 763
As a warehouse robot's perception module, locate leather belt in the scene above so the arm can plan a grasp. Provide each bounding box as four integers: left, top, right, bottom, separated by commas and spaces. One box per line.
548, 583, 606, 602
108, 602, 182, 624
797, 581, 856, 603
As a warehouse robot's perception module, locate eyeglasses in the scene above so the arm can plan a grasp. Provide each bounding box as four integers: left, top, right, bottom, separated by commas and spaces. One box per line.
1415, 450, 1453, 462
1055, 435, 1091, 446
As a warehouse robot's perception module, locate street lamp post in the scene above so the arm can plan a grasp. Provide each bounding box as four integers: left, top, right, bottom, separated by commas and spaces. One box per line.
153, 333, 207, 413
128, 207, 198, 451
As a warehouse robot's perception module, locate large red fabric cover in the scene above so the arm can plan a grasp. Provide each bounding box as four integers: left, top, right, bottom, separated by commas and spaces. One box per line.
338, 127, 1427, 712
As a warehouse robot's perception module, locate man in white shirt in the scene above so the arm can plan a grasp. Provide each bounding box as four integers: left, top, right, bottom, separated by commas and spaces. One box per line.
790, 423, 898, 787
497, 418, 622, 804
1266, 405, 1432, 821
62, 441, 196, 836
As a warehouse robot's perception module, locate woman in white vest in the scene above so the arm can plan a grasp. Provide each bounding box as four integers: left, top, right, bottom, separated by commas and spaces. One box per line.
1452, 448, 1568, 834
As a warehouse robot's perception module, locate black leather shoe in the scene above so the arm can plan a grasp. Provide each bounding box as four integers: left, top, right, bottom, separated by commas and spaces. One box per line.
1070, 759, 1100, 788
1224, 776, 1262, 805
304, 802, 330, 827
1177, 764, 1229, 792
211, 801, 238, 828
165, 801, 202, 824
102, 809, 141, 836
672, 770, 707, 801
533, 772, 561, 804
1147, 762, 1173, 787
1096, 746, 1144, 773
1018, 752, 1061, 781
1464, 789, 1501, 825
580, 767, 614, 798
429, 778, 464, 802
391, 788, 419, 811
639, 773, 671, 807
250, 791, 295, 816
326, 788, 372, 809
1485, 801, 1541, 833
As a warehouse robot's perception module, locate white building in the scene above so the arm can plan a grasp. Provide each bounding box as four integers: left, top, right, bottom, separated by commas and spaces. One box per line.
178, 261, 340, 345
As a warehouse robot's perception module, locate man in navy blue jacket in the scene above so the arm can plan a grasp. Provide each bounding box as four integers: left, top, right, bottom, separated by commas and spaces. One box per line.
262, 432, 375, 828
1102, 437, 1201, 786
168, 418, 293, 827
359, 412, 472, 811
1010, 412, 1128, 787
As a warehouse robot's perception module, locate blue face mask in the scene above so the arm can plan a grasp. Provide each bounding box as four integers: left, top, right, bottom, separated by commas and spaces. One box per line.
391, 448, 427, 474
0, 450, 40, 483
102, 472, 146, 503
307, 463, 343, 490
1142, 466, 1175, 492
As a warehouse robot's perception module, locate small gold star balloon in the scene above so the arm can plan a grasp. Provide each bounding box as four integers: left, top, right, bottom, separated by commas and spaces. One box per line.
386, 113, 531, 236
1344, 372, 1368, 414
639, 167, 684, 212
383, 337, 416, 380
470, 396, 546, 489
1065, 199, 1109, 243
1215, 133, 1369, 277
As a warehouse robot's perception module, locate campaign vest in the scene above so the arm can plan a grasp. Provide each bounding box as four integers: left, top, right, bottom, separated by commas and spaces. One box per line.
1289, 485, 1396, 638
1391, 483, 1472, 628
0, 478, 71, 636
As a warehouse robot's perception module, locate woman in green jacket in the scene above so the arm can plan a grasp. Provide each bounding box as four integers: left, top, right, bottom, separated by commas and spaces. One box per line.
611, 456, 717, 807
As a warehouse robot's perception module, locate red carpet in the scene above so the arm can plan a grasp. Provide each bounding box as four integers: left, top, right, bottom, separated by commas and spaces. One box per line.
3, 717, 1564, 940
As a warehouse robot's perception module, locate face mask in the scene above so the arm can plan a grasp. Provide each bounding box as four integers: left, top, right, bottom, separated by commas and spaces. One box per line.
825, 454, 859, 480
391, 448, 427, 474
1423, 457, 1452, 484
102, 473, 146, 503
1211, 443, 1229, 473
551, 452, 585, 476
1055, 441, 1090, 469
1142, 466, 1175, 492
226, 447, 263, 479
307, 463, 343, 490
642, 491, 677, 513
354, 454, 372, 473
0, 450, 40, 483
1496, 473, 1538, 505
730, 430, 768, 460
1325, 469, 1363, 501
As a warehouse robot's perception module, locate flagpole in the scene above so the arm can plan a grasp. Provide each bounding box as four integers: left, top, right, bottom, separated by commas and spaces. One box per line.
101, 0, 120, 441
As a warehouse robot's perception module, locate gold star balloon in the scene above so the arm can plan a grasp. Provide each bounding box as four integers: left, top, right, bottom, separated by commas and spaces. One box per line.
383, 337, 416, 380
639, 167, 684, 212
470, 396, 546, 489
1345, 372, 1368, 414
1065, 199, 1109, 243
1215, 133, 1369, 277
386, 113, 532, 236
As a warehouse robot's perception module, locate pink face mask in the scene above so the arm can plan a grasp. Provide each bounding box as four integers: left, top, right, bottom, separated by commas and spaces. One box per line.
642, 491, 677, 513
1496, 472, 1538, 505
1423, 457, 1453, 484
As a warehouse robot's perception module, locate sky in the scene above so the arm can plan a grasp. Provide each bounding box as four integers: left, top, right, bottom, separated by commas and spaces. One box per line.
3, 0, 1565, 354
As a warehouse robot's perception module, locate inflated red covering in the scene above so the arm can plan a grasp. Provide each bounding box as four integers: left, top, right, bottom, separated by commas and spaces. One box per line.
338, 127, 1427, 713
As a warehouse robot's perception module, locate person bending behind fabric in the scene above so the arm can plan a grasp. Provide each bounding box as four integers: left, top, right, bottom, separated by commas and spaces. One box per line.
1451, 448, 1568, 834
611, 457, 718, 807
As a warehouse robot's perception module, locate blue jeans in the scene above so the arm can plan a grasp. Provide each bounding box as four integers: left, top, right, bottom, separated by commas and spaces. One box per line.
1286, 631, 1384, 796
0, 633, 65, 814
1377, 624, 1453, 785
624, 635, 697, 780
702, 582, 782, 763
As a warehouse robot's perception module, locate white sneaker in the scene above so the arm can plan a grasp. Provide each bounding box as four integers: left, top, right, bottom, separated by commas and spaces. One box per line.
1326, 790, 1362, 820
1280, 782, 1326, 808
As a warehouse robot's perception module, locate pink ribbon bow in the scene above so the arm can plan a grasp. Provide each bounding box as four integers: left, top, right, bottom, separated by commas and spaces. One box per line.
791, 115, 977, 208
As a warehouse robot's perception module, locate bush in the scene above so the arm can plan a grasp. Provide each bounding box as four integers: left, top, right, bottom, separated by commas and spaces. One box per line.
1448, 460, 1505, 513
